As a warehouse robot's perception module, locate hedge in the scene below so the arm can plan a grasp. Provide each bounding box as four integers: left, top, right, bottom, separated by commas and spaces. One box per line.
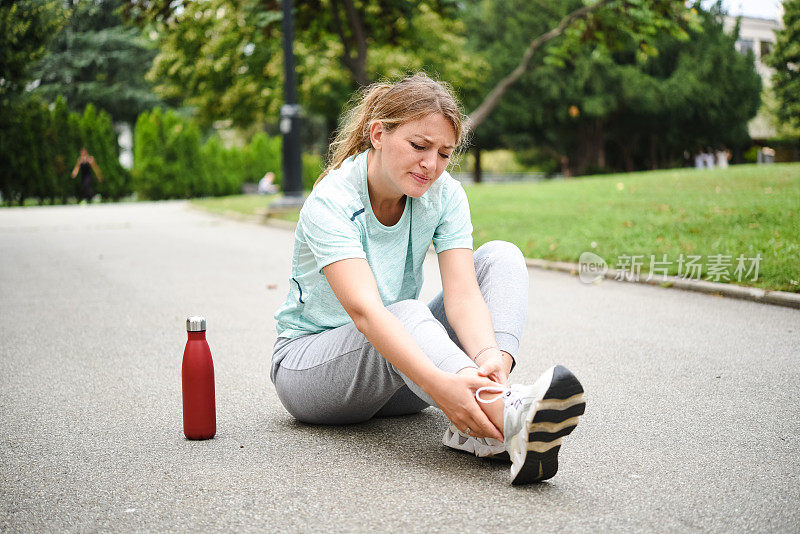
0, 96, 129, 205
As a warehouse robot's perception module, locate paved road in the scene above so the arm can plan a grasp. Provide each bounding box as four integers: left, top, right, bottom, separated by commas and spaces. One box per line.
1, 201, 798, 532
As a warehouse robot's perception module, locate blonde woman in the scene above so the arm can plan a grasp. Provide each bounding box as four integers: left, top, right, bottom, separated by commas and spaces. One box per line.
271, 74, 585, 485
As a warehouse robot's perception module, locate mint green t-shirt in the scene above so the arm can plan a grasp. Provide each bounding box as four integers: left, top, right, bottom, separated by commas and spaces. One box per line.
273, 148, 473, 339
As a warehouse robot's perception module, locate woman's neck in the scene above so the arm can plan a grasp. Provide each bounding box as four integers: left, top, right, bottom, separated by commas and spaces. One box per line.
366, 149, 406, 215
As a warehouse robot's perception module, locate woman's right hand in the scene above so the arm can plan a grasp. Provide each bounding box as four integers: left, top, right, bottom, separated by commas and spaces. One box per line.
426, 370, 504, 441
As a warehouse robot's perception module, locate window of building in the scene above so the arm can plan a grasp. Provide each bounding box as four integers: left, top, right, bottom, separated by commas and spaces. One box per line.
738, 38, 755, 55
760, 40, 773, 58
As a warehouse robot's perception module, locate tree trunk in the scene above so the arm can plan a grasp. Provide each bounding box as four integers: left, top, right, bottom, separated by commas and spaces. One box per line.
473, 147, 483, 184
595, 120, 606, 169
623, 146, 634, 172
574, 122, 591, 176
649, 134, 658, 170
560, 155, 572, 178
330, 0, 369, 86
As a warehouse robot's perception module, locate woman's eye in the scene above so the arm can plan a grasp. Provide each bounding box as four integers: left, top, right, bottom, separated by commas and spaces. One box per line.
410, 142, 425, 150
439, 153, 450, 159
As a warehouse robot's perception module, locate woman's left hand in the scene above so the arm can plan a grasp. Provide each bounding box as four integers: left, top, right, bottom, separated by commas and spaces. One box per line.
474, 349, 513, 385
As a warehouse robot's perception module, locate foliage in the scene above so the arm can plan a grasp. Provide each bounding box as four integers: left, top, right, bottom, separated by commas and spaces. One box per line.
136, 0, 482, 136
462, 0, 702, 133
32, 0, 159, 124
465, 163, 800, 293
301, 153, 324, 190
133, 108, 203, 199
132, 109, 285, 199
79, 104, 130, 199
145, 0, 283, 129
0, 0, 64, 98
0, 96, 129, 205
462, 0, 761, 175
244, 132, 283, 184
766, 0, 800, 130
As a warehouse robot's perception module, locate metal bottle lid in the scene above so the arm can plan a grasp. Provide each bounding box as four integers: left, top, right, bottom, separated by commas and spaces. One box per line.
186, 316, 206, 332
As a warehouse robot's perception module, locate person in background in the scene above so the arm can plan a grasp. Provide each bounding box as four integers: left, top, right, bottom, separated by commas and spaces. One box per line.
71, 148, 103, 204
704, 147, 716, 169
715, 147, 730, 169
695, 148, 706, 169
258, 172, 279, 195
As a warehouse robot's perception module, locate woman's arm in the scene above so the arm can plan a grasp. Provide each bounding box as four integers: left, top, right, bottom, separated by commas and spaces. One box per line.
437, 248, 514, 382
323, 257, 503, 439
89, 158, 103, 181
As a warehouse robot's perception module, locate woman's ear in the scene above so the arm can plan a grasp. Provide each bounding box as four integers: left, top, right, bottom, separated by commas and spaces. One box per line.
369, 121, 384, 150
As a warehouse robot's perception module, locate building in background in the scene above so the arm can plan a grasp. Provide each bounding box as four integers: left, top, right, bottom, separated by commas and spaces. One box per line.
723, 14, 783, 141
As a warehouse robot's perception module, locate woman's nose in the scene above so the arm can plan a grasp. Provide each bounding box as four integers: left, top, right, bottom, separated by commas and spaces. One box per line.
420, 151, 436, 170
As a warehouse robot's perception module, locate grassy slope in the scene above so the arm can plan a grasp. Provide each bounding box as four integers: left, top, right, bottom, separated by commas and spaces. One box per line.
467, 164, 799, 292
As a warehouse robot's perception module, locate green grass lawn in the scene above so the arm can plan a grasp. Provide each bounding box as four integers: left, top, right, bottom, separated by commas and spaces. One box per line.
191, 163, 800, 293
468, 163, 799, 293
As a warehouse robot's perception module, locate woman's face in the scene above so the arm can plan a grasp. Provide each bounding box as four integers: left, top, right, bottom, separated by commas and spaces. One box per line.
370, 113, 457, 198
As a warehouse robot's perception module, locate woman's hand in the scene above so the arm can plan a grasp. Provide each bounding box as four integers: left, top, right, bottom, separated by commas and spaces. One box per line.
426, 370, 504, 441
474, 349, 513, 385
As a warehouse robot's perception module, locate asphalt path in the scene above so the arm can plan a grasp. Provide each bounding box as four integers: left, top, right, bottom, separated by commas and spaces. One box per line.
1, 201, 798, 532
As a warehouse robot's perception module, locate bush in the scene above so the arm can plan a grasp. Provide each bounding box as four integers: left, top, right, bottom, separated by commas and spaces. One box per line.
132, 111, 288, 199
244, 132, 282, 186
200, 135, 248, 196
302, 153, 324, 191
0, 95, 127, 205
133, 108, 204, 199
80, 104, 130, 201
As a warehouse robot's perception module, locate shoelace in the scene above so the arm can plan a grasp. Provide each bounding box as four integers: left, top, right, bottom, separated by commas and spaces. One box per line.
475, 385, 513, 404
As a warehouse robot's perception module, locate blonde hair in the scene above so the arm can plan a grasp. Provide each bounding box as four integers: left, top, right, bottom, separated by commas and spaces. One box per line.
314, 73, 466, 188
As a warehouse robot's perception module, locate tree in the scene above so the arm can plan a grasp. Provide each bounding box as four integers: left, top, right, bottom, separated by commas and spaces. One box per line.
51, 96, 80, 202
33, 0, 159, 124
460, 0, 759, 176
132, 108, 204, 199
0, 0, 64, 99
766, 0, 800, 130
464, 0, 700, 134
144, 0, 284, 129
131, 0, 482, 136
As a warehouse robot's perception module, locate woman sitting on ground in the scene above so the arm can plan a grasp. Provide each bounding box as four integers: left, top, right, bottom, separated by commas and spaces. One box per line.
271, 73, 585, 485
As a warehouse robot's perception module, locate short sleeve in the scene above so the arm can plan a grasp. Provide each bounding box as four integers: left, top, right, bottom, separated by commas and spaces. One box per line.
299, 196, 366, 272
432, 180, 474, 254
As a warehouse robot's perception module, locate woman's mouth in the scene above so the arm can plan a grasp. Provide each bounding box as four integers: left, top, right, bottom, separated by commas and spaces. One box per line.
411, 172, 429, 184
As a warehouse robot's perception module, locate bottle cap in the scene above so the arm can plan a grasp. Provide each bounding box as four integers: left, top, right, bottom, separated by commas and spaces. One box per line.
186, 316, 206, 332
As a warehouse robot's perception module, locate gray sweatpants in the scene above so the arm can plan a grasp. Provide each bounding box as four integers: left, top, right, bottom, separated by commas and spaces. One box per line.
270, 240, 529, 424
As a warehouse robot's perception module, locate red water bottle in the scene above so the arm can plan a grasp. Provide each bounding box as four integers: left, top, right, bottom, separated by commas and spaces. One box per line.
182, 316, 216, 439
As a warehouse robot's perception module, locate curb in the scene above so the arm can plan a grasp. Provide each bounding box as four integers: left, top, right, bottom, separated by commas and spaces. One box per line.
190, 205, 800, 311
525, 258, 800, 310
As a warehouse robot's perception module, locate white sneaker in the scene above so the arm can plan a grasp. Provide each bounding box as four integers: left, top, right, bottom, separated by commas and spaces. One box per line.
442, 424, 507, 459
477, 365, 586, 485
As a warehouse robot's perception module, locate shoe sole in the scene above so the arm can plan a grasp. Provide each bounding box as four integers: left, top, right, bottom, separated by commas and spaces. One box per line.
510, 365, 586, 485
